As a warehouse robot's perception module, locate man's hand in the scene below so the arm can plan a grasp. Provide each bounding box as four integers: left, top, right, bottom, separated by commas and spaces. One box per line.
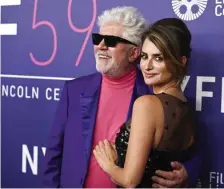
152, 161, 188, 188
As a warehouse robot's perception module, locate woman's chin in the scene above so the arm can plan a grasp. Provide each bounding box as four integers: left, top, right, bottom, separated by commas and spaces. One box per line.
144, 79, 156, 86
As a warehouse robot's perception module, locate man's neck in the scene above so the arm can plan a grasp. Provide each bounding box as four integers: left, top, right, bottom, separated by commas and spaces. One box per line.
102, 67, 137, 88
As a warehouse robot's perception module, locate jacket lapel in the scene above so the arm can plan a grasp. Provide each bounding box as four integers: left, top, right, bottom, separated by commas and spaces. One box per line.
80, 73, 102, 163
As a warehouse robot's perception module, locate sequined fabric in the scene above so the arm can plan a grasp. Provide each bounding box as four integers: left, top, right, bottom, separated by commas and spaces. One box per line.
115, 122, 172, 188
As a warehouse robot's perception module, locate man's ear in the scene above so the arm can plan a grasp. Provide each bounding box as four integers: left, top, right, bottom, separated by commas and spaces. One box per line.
129, 47, 141, 62
181, 56, 187, 66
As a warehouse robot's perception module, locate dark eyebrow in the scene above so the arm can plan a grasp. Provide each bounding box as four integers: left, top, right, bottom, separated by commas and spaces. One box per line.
141, 51, 147, 55
152, 53, 163, 56
141, 51, 162, 57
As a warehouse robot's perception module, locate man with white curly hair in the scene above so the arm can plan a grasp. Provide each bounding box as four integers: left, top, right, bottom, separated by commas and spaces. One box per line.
43, 6, 201, 188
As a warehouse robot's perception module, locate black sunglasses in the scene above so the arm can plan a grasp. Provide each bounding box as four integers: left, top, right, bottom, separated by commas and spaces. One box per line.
92, 33, 137, 47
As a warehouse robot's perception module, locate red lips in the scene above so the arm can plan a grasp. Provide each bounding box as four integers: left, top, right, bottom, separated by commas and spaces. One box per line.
143, 72, 157, 78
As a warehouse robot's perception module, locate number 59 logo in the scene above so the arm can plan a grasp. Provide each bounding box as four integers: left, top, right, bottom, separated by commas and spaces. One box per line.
1, 0, 97, 67
30, 0, 97, 66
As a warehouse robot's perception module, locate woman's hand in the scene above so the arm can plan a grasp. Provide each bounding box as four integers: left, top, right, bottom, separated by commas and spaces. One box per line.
93, 139, 118, 174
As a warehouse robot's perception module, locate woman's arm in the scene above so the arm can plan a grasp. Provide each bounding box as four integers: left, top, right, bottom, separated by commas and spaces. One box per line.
94, 95, 163, 188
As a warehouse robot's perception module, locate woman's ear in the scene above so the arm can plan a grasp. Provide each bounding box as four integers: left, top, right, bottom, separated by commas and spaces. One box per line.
129, 47, 141, 62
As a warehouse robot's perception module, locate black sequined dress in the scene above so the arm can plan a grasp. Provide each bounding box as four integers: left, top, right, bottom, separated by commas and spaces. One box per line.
115, 93, 195, 188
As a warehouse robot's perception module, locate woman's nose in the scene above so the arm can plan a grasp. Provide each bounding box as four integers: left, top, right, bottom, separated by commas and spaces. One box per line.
145, 60, 153, 71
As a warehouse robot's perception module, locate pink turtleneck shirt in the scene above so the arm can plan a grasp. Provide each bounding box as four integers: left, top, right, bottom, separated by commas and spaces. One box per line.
84, 68, 136, 188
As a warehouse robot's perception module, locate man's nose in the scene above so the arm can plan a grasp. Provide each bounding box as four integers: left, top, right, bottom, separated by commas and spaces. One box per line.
98, 39, 108, 50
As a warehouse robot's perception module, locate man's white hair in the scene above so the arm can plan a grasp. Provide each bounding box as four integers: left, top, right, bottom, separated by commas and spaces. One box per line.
97, 6, 148, 46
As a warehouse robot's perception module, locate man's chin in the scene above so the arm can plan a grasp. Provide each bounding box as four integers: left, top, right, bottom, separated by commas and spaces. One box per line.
96, 68, 118, 77
96, 67, 110, 74
96, 65, 110, 73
